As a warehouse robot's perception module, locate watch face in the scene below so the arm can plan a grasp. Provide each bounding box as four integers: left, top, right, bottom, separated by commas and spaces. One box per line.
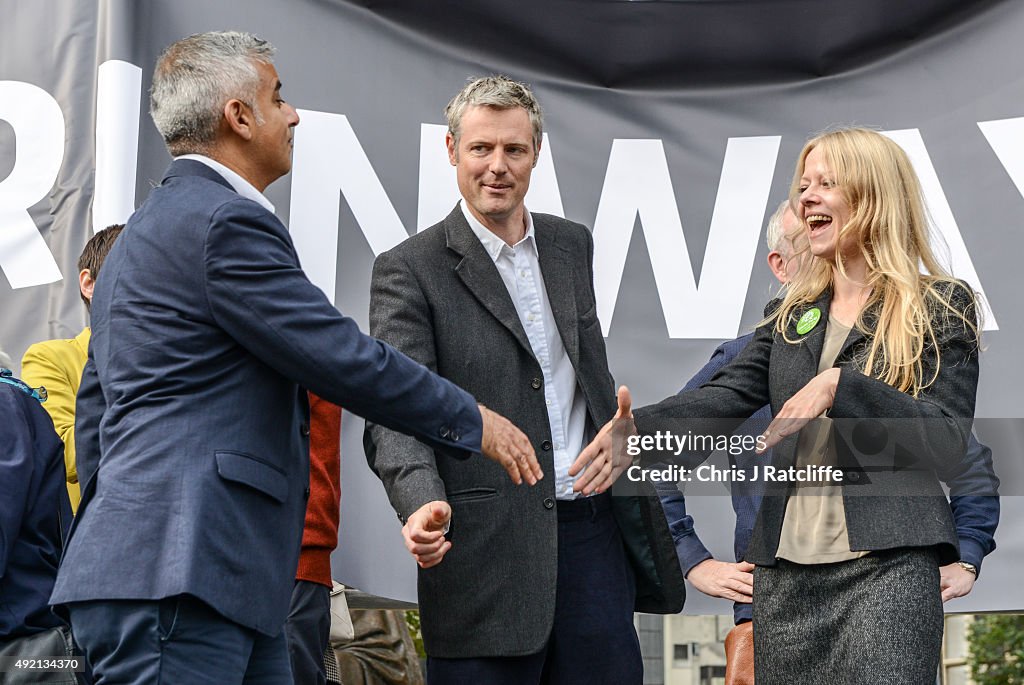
958, 561, 977, 575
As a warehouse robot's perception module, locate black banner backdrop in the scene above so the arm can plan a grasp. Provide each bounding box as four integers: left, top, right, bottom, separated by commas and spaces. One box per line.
1, 0, 1021, 612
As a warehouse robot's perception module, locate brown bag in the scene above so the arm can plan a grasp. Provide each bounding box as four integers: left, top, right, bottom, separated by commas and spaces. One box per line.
724, 621, 754, 685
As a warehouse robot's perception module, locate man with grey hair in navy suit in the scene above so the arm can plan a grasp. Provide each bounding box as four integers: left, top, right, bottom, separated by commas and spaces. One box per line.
50, 32, 541, 684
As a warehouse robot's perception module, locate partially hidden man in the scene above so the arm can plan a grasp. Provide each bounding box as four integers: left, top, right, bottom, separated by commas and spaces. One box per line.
364, 76, 683, 685
50, 32, 540, 684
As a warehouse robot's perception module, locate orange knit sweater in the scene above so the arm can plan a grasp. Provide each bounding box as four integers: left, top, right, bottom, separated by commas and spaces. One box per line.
297, 392, 342, 587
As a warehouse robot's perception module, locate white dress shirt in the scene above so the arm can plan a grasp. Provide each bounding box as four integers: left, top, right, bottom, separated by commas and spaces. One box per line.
461, 201, 588, 500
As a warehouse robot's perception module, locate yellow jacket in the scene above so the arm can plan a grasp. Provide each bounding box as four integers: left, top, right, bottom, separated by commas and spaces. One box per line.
21, 327, 90, 513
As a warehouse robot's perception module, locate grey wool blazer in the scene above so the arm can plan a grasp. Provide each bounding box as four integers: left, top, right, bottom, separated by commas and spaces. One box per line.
634, 283, 980, 567
364, 205, 684, 658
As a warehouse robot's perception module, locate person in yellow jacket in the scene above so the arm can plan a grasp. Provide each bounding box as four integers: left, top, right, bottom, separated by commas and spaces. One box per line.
22, 224, 123, 513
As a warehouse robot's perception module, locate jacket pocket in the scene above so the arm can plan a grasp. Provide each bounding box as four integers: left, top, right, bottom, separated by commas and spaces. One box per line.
215, 450, 287, 503
446, 487, 498, 504
578, 302, 599, 329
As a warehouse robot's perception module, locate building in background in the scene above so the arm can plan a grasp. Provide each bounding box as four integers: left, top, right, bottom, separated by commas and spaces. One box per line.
637, 615, 729, 685
941, 615, 974, 685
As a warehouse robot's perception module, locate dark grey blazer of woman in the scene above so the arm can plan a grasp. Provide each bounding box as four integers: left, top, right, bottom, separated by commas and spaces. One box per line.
635, 283, 978, 563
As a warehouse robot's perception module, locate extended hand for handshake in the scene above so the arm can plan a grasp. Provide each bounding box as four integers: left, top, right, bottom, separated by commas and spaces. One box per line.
403, 387, 635, 568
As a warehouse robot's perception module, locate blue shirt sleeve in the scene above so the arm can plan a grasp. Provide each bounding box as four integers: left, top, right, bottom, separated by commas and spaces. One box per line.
947, 433, 999, 575
655, 471, 713, 576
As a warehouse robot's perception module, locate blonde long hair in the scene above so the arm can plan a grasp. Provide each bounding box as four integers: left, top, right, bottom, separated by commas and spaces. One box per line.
771, 127, 978, 396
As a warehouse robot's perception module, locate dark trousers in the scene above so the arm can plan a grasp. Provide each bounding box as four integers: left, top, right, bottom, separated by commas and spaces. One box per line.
66, 594, 292, 685
283, 580, 331, 685
427, 493, 642, 685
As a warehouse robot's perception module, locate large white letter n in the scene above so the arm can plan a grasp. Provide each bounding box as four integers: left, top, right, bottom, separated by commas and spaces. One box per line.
288, 109, 409, 303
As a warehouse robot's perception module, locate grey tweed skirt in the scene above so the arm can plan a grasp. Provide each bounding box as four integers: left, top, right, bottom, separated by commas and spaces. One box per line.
753, 548, 943, 685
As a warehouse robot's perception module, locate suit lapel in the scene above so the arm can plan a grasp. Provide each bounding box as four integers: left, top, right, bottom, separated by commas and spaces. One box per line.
445, 207, 534, 356
535, 218, 580, 369
838, 299, 879, 361
781, 289, 831, 391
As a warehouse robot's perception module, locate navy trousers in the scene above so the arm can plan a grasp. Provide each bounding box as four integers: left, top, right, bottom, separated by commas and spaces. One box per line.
283, 580, 331, 685
66, 594, 292, 684
427, 493, 643, 685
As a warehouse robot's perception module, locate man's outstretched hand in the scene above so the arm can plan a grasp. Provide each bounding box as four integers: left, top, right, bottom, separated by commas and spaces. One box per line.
403, 501, 453, 568
570, 386, 634, 495
479, 404, 543, 485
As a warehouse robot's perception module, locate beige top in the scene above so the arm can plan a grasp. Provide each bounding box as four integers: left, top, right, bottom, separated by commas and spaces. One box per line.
775, 316, 869, 564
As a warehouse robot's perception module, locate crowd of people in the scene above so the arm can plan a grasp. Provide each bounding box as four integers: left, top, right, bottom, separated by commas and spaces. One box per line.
0, 28, 998, 685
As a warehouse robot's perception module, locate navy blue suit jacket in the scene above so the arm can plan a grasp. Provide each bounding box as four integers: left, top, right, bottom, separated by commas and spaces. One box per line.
50, 160, 482, 636
658, 331, 998, 623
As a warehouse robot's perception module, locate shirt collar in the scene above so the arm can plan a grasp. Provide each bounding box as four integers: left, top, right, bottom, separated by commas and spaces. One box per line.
176, 154, 276, 213
460, 200, 535, 262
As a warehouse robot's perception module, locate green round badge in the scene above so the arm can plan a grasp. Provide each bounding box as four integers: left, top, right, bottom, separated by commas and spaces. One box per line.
796, 307, 821, 335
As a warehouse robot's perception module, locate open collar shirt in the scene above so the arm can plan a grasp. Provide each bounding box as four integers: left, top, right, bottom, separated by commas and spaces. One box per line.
461, 201, 587, 500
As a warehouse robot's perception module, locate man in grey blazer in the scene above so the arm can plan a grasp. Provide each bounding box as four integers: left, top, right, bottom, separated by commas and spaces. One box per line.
365, 76, 683, 684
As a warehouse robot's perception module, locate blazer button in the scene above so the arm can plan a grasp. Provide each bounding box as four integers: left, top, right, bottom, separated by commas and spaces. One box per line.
848, 471, 860, 482
541, 440, 552, 451
531, 378, 542, 390
304, 487, 311, 499
300, 423, 310, 437
439, 426, 450, 439
543, 497, 554, 509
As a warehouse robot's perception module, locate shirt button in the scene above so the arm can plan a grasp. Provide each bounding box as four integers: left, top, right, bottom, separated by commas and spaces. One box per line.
531, 378, 542, 389
541, 440, 552, 451
543, 498, 554, 509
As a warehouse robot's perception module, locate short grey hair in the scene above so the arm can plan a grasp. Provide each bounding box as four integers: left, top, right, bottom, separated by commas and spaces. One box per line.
445, 75, 543, 152
0, 347, 11, 369
765, 200, 792, 253
150, 31, 275, 156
